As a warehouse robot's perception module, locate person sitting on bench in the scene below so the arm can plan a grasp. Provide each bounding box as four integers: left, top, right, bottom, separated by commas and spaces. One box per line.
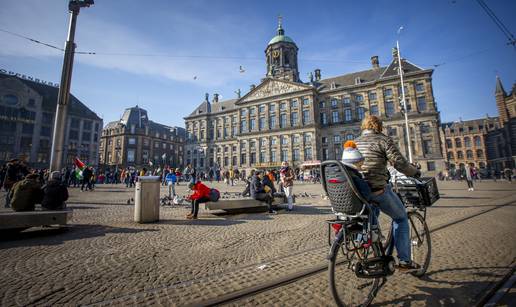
9, 173, 43, 212
42, 171, 69, 210
186, 181, 211, 220
250, 170, 276, 214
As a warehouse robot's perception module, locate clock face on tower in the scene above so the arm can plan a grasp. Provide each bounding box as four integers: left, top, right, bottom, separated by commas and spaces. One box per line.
272, 50, 280, 58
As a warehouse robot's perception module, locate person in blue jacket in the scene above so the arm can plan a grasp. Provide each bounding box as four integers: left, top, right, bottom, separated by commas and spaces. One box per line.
165, 171, 177, 198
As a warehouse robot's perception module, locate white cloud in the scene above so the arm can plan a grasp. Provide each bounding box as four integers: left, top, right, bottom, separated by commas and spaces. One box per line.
0, 0, 262, 87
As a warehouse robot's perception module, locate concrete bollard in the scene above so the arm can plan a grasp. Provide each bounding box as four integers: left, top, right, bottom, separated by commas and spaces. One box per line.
134, 176, 160, 223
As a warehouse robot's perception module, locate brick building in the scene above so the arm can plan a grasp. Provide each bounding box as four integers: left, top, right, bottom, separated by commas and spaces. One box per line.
0, 70, 102, 169
99, 106, 185, 170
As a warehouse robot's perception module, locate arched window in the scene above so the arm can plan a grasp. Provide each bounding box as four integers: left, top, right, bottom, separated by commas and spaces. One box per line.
466, 150, 473, 159
447, 152, 454, 160
446, 139, 453, 148
457, 151, 464, 159
474, 136, 481, 147
464, 137, 471, 147
476, 149, 483, 158
455, 138, 462, 148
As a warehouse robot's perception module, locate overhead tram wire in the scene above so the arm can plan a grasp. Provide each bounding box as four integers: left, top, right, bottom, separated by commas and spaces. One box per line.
0, 27, 504, 69
0, 28, 64, 52
475, 0, 516, 49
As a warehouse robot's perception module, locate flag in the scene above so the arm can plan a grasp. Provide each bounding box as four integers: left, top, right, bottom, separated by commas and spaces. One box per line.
74, 157, 86, 179
149, 160, 153, 167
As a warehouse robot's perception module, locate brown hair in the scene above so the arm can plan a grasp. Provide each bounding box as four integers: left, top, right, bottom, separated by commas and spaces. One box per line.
361, 115, 383, 133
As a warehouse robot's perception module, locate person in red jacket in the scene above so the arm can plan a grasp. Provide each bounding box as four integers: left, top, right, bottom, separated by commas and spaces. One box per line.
186, 181, 211, 219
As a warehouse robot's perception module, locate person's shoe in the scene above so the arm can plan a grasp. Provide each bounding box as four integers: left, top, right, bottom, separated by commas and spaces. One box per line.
186, 213, 193, 218
268, 210, 277, 215
396, 260, 421, 271
471, 188, 475, 191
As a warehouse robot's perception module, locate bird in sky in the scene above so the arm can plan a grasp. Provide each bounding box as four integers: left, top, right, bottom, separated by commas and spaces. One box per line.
193, 76, 197, 80
239, 66, 245, 73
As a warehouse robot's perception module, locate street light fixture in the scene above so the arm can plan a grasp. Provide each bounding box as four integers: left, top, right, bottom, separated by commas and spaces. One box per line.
395, 26, 413, 163
49, 0, 93, 172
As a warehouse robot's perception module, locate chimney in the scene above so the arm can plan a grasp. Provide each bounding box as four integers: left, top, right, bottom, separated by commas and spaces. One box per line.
371, 56, 379, 69
250, 84, 256, 91
213, 93, 219, 103
314, 69, 321, 81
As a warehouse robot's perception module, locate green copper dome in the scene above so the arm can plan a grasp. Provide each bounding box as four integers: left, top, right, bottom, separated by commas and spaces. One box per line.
267, 18, 296, 46
268, 34, 295, 45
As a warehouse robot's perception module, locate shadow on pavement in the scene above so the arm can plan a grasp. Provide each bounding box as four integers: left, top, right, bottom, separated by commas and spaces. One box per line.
375, 266, 508, 306
158, 219, 246, 226
0, 224, 158, 248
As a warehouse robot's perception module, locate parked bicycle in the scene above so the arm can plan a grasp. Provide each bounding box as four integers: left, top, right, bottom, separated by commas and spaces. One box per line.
321, 160, 439, 306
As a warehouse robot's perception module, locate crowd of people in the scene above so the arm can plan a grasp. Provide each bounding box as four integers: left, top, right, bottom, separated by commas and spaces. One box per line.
0, 159, 68, 211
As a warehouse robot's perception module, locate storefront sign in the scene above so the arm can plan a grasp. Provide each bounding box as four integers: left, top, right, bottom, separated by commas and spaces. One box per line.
0, 68, 59, 88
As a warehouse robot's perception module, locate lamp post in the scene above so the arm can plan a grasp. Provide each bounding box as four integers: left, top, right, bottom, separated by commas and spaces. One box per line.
396, 26, 413, 163
50, 0, 94, 172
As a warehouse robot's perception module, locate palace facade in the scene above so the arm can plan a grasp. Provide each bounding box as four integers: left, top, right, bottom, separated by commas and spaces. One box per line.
99, 106, 185, 170
184, 22, 444, 174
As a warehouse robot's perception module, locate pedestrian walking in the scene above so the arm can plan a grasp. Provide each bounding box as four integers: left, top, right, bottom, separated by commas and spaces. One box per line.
280, 161, 295, 211
465, 164, 474, 191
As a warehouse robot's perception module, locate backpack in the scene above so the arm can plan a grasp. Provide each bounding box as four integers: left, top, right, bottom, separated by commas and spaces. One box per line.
209, 188, 220, 202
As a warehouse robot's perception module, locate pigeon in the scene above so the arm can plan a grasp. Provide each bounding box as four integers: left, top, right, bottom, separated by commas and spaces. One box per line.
239, 66, 245, 73
193, 76, 197, 80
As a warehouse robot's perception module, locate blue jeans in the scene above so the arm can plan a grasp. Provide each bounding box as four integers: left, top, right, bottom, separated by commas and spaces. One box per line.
370, 184, 410, 262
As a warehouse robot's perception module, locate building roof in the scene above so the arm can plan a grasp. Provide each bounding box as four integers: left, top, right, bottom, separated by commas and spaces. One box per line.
441, 116, 499, 130
186, 98, 238, 118
268, 34, 295, 45
0, 73, 101, 121
318, 58, 428, 91
495, 75, 507, 95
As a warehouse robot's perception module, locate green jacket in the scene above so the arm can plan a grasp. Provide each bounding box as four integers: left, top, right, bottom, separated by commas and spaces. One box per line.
9, 178, 43, 212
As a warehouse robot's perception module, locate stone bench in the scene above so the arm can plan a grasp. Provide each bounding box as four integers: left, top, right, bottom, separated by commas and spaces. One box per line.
205, 196, 294, 213
0, 208, 72, 231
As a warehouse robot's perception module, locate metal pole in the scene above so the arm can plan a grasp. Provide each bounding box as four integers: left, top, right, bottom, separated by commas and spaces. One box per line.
49, 8, 79, 172
396, 39, 413, 163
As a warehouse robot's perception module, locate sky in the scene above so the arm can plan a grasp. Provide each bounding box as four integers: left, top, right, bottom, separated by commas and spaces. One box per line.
0, 0, 515, 127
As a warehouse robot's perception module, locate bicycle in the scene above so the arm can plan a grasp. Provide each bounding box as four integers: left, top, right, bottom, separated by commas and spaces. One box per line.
321, 160, 437, 306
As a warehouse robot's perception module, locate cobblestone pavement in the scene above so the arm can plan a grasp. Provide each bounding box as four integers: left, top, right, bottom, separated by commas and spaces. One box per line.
0, 180, 515, 306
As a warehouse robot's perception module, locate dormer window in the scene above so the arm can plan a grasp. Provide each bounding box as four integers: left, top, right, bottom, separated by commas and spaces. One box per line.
355, 77, 362, 85
330, 82, 336, 90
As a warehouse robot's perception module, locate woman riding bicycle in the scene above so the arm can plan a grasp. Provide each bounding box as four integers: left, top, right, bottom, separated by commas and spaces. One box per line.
355, 115, 421, 271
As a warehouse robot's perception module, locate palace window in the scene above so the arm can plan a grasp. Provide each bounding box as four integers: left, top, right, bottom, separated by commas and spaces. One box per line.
293, 149, 300, 161
320, 112, 328, 125
250, 118, 256, 131
455, 138, 462, 148
259, 117, 265, 130
446, 139, 453, 148
354, 94, 363, 102
291, 112, 298, 126
259, 105, 266, 113
280, 114, 287, 128
416, 83, 424, 92
304, 147, 313, 160
423, 140, 432, 154
333, 135, 341, 143
332, 111, 339, 123
303, 98, 310, 106
302, 110, 310, 124
357, 107, 365, 120
370, 105, 379, 116
319, 101, 326, 108
385, 101, 394, 117
466, 150, 473, 159
464, 137, 471, 147
291, 99, 298, 108
322, 137, 328, 144
368, 92, 377, 100
280, 102, 287, 110
281, 150, 288, 162
271, 150, 277, 163
269, 115, 276, 129
476, 149, 484, 158
331, 99, 338, 108
346, 134, 354, 140
344, 109, 352, 121
250, 108, 256, 115
343, 97, 351, 105
384, 88, 393, 97
474, 136, 481, 147
417, 96, 427, 111
269, 104, 276, 112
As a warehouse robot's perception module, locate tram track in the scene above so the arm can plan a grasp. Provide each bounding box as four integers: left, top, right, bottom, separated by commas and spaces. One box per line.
85, 197, 516, 306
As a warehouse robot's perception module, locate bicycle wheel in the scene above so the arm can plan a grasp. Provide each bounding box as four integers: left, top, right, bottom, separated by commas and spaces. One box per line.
408, 211, 431, 277
328, 229, 381, 307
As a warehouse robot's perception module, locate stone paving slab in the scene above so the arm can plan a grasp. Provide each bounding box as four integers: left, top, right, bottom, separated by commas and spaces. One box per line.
0, 181, 515, 306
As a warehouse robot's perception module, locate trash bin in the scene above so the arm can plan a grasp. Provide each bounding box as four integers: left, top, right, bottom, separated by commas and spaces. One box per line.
134, 176, 160, 223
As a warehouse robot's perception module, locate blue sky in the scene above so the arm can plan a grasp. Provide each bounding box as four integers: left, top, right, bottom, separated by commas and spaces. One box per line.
1, 0, 515, 127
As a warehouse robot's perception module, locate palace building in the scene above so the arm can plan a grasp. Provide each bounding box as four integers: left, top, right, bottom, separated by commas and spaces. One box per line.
184, 21, 444, 174
99, 106, 185, 170
0, 70, 102, 168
